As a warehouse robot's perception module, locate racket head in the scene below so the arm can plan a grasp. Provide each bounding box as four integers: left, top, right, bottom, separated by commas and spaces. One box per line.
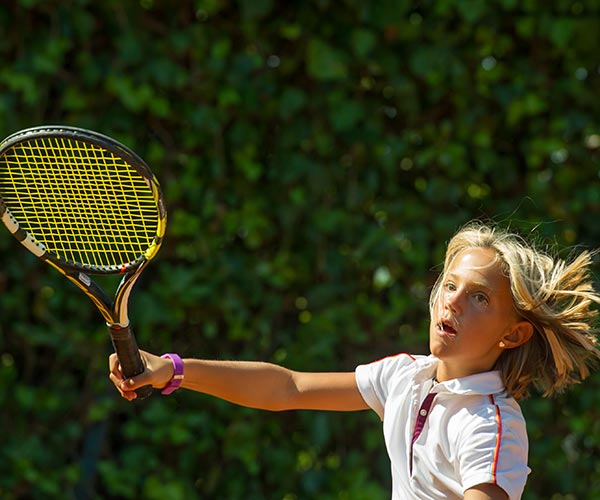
0, 126, 167, 275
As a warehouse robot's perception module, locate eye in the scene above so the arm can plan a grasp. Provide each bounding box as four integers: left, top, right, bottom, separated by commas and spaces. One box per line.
472, 292, 489, 305
444, 281, 456, 292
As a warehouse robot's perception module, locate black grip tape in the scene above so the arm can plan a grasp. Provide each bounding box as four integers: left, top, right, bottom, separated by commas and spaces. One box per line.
109, 325, 153, 400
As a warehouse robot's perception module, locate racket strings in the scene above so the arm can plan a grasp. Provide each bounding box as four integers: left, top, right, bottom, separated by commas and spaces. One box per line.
0, 137, 160, 269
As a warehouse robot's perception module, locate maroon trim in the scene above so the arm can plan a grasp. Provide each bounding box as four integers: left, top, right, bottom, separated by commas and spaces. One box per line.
410, 392, 437, 474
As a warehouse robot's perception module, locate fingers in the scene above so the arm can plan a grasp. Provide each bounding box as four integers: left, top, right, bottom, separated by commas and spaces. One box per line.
108, 352, 139, 401
108, 350, 172, 400
118, 379, 138, 401
121, 368, 152, 391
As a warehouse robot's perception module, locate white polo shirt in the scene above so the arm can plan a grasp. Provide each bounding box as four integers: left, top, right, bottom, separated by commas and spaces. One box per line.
355, 353, 530, 500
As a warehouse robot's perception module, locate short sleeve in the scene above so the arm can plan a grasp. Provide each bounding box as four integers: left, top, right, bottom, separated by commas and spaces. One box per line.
458, 401, 530, 500
355, 353, 417, 421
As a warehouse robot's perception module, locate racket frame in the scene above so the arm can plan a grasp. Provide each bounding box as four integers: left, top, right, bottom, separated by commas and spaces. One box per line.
0, 125, 167, 398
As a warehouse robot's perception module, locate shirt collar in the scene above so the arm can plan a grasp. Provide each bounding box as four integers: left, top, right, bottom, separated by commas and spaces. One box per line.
414, 355, 506, 396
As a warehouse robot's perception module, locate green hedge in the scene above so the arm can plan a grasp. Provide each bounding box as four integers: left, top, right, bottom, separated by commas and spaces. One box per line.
1, 1, 599, 498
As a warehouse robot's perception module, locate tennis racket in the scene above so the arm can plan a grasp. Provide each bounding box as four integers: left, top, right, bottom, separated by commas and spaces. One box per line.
0, 125, 167, 399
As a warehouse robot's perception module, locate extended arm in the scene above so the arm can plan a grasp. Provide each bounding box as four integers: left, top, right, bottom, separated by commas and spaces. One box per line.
109, 351, 369, 412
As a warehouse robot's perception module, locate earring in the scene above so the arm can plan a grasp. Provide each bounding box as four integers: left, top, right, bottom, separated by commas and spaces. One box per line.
499, 341, 506, 348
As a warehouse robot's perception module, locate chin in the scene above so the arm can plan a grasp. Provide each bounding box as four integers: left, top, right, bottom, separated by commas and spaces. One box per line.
430, 334, 453, 360
429, 338, 444, 358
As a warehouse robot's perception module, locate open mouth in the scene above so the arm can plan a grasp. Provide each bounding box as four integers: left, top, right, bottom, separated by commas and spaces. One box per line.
437, 320, 457, 336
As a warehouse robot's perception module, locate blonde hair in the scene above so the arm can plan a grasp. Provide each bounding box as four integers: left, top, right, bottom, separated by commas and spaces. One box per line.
430, 222, 600, 400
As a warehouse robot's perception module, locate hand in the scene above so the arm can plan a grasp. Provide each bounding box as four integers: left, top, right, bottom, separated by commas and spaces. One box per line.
109, 350, 174, 401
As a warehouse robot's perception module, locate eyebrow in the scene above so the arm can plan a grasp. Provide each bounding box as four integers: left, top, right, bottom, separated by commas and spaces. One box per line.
446, 272, 494, 292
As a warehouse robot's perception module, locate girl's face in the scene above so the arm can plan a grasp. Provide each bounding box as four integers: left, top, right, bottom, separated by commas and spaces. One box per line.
430, 247, 519, 380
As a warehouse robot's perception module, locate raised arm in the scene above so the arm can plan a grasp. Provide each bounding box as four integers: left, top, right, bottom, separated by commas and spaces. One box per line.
109, 351, 369, 412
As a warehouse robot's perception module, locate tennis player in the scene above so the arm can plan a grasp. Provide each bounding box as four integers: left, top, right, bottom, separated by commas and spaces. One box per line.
110, 222, 600, 499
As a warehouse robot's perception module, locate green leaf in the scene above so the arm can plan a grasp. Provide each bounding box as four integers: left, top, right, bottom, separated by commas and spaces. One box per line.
306, 38, 348, 81
351, 28, 377, 58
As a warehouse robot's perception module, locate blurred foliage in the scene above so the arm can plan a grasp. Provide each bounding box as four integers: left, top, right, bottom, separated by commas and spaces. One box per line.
0, 0, 599, 498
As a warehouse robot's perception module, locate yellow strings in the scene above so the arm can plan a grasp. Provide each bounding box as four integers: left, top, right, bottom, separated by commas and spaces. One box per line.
0, 137, 159, 268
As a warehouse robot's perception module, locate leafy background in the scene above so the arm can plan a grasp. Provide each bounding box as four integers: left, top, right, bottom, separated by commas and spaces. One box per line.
1, 0, 599, 498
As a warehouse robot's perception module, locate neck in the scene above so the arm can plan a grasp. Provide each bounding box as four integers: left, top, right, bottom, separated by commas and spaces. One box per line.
435, 359, 495, 382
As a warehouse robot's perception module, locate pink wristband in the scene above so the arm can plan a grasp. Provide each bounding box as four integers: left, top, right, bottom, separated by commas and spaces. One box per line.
160, 353, 184, 395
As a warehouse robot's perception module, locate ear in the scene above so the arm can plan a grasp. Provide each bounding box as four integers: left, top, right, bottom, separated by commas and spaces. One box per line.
500, 321, 534, 349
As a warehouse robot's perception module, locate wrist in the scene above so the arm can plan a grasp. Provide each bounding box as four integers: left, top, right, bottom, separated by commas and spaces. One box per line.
160, 353, 184, 395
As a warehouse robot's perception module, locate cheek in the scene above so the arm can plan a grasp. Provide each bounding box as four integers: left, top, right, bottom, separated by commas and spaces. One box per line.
431, 292, 443, 313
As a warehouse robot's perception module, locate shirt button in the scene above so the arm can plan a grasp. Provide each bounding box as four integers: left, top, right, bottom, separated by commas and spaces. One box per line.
420, 409, 428, 416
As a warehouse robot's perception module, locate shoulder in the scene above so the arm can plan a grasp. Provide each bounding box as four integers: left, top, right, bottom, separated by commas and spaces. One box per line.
447, 395, 529, 499
355, 353, 428, 420
358, 352, 428, 371
356, 352, 428, 383
448, 393, 527, 442
437, 390, 528, 472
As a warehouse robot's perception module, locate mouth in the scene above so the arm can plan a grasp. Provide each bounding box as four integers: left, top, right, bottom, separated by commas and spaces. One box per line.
436, 319, 457, 337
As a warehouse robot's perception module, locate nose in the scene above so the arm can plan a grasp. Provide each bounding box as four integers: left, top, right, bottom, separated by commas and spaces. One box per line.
444, 287, 465, 314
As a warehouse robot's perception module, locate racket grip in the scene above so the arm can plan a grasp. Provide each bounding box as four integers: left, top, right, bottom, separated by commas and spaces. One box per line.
109, 325, 153, 400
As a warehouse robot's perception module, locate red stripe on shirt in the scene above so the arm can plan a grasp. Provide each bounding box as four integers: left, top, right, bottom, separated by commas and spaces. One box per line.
488, 394, 503, 484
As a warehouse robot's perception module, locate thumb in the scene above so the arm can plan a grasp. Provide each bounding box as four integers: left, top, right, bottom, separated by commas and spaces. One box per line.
121, 371, 152, 391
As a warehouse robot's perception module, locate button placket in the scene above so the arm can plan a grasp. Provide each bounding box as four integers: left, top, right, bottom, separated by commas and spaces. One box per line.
410, 392, 437, 475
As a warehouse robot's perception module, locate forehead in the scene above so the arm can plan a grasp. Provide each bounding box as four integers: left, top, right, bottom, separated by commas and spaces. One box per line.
447, 247, 508, 288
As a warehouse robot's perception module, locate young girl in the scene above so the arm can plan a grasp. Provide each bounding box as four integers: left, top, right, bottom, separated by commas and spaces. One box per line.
109, 222, 600, 500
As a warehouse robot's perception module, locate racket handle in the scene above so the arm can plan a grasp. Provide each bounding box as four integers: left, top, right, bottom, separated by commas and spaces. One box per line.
109, 325, 153, 400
